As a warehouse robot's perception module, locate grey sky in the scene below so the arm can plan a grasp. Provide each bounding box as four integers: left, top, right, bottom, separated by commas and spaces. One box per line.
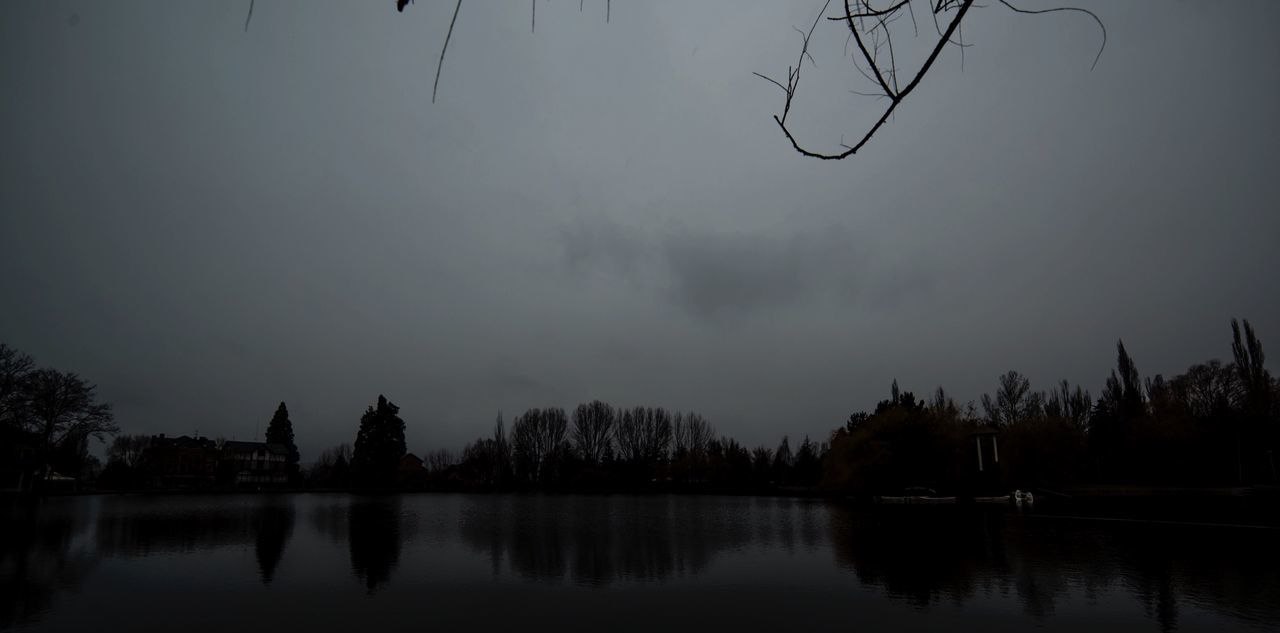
2, 1, 1277, 460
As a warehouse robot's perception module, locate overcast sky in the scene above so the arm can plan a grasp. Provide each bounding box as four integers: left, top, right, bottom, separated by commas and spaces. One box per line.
2, 1, 1277, 460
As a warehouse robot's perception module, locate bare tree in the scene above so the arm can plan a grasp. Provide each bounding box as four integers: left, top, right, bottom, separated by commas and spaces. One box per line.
614, 406, 673, 464
424, 448, 457, 474
23, 368, 118, 479
512, 407, 569, 484
1043, 379, 1092, 429
572, 400, 615, 465
644, 407, 673, 463
674, 411, 715, 459
106, 434, 151, 469
982, 370, 1040, 426
0, 343, 35, 430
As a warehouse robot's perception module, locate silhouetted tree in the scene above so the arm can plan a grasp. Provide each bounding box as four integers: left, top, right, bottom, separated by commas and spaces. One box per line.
792, 436, 822, 487
982, 371, 1039, 427
0, 343, 35, 432
752, 446, 774, 485
99, 434, 152, 489
351, 395, 406, 487
512, 407, 569, 486
772, 436, 794, 485
571, 400, 615, 465
1231, 318, 1274, 482
1044, 380, 1092, 430
424, 449, 456, 478
23, 368, 117, 485
1091, 341, 1146, 480
265, 402, 300, 476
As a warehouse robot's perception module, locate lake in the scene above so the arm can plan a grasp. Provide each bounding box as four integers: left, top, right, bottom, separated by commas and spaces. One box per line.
2, 494, 1277, 632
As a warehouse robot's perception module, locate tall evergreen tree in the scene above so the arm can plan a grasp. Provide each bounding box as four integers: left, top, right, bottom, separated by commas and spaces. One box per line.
352, 395, 407, 486
265, 402, 300, 472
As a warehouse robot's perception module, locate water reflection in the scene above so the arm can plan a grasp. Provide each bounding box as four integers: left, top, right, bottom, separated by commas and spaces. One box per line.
310, 496, 407, 592
252, 500, 295, 585
347, 497, 403, 592
0, 499, 96, 629
3, 495, 1279, 632
825, 506, 1280, 631
456, 496, 815, 585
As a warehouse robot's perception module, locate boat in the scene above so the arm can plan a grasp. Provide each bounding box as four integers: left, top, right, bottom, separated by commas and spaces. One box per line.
875, 487, 957, 504
973, 495, 1012, 504
876, 495, 957, 504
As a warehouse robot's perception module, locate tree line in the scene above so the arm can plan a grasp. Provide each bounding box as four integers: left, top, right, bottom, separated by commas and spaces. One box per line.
312, 317, 1276, 494
5, 317, 1276, 494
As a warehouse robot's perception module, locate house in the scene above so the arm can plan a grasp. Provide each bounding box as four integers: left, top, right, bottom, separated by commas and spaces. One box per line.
220, 440, 289, 486
145, 434, 220, 488
397, 453, 427, 486
144, 435, 289, 488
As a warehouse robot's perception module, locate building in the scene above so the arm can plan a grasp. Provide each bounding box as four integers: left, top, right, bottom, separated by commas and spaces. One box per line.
143, 435, 289, 488
220, 440, 289, 486
146, 434, 220, 488
396, 453, 427, 486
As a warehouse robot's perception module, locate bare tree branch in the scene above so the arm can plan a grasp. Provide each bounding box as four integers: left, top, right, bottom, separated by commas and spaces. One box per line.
433, 0, 464, 104
772, 0, 975, 160
244, 0, 254, 32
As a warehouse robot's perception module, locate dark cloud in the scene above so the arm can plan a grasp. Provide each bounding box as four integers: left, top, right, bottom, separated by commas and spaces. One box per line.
563, 219, 868, 318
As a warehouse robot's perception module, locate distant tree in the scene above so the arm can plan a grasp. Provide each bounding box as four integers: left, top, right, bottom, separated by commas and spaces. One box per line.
1171, 360, 1240, 420
1089, 341, 1148, 481
614, 406, 673, 466
672, 411, 715, 483
106, 434, 150, 469
772, 435, 794, 485
674, 411, 714, 459
981, 371, 1039, 427
310, 442, 352, 487
512, 407, 569, 486
265, 402, 300, 474
792, 435, 822, 487
751, 446, 774, 485
1043, 380, 1092, 430
1230, 318, 1273, 482
351, 395, 407, 487
424, 448, 456, 474
645, 407, 674, 463
571, 400, 615, 465
23, 368, 117, 483
929, 387, 961, 423
0, 343, 35, 431
845, 411, 871, 433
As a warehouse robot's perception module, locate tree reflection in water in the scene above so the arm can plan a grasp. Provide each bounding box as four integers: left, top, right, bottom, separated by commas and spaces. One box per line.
825, 505, 1280, 631
457, 495, 817, 585
345, 497, 404, 593
0, 498, 96, 629
252, 499, 295, 585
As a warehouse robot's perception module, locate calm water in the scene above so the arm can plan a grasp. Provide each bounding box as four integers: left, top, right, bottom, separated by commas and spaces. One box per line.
2, 494, 1277, 632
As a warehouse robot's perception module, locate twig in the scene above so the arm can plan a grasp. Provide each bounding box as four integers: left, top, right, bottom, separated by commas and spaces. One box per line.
433, 0, 463, 104
244, 0, 254, 32
997, 0, 1106, 69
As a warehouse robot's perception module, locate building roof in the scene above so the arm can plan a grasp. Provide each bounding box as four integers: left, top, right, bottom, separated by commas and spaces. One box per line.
150, 434, 216, 449
221, 440, 289, 455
